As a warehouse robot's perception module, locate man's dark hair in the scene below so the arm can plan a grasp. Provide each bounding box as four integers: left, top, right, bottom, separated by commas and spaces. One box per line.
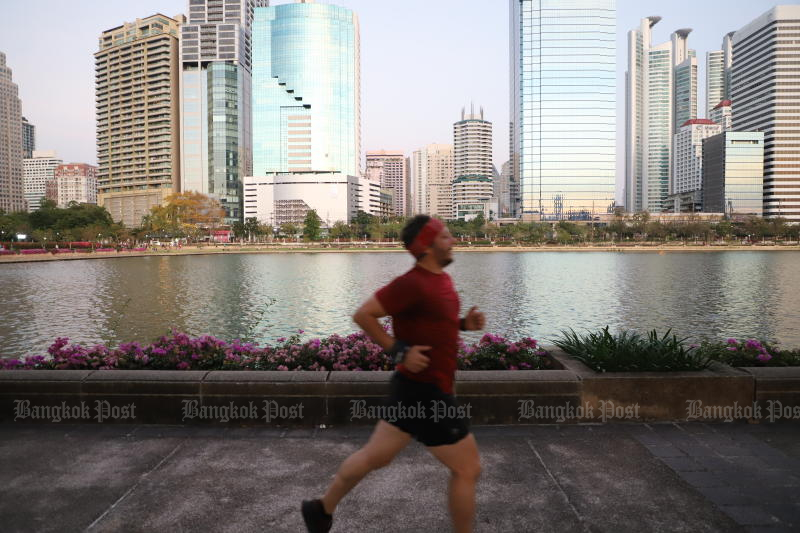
401, 215, 431, 248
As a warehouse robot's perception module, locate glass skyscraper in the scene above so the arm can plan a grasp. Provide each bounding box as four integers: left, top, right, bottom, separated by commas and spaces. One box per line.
251, 2, 360, 177
510, 0, 616, 221
702, 132, 764, 217
180, 0, 265, 223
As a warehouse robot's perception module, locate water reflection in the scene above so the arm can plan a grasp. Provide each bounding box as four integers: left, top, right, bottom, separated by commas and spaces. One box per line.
0, 251, 798, 358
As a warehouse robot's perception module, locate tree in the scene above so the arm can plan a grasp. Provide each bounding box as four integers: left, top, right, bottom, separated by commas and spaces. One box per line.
280, 222, 298, 237
244, 217, 261, 241
231, 221, 246, 241
141, 192, 225, 241
329, 221, 351, 239
303, 209, 322, 241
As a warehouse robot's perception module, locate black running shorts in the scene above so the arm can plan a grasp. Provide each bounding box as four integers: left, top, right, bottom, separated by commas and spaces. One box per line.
382, 371, 470, 447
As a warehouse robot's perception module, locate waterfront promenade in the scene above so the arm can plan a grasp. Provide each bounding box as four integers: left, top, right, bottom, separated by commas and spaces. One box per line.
2, 422, 799, 532
0, 243, 798, 264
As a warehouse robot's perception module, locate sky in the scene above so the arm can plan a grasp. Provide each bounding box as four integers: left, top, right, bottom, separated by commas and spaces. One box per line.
0, 0, 793, 201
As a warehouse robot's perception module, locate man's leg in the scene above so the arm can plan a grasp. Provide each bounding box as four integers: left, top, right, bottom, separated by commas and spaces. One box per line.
321, 420, 412, 514
427, 434, 481, 533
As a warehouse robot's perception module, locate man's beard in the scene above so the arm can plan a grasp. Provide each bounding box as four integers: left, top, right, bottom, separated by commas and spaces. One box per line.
440, 256, 453, 267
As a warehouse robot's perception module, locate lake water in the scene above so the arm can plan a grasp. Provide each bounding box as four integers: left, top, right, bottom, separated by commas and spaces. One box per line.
1, 251, 799, 358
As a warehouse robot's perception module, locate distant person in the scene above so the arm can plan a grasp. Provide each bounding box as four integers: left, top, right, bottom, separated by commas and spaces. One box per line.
302, 215, 485, 533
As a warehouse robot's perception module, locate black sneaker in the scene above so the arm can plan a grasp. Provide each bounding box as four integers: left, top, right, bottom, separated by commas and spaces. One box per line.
301, 499, 332, 533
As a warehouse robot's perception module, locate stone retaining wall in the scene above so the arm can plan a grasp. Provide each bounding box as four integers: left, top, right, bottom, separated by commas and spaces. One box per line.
1, 350, 798, 426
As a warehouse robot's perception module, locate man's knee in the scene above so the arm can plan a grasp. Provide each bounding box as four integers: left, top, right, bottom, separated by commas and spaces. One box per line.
452, 459, 481, 481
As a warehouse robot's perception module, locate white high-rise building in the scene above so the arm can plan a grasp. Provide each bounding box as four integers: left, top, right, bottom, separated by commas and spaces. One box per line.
626, 18, 698, 213
732, 5, 800, 221
453, 105, 492, 182
706, 32, 734, 116
710, 100, 732, 132
453, 105, 493, 220
0, 51, 25, 213
23, 150, 62, 212
411, 143, 453, 218
672, 119, 722, 195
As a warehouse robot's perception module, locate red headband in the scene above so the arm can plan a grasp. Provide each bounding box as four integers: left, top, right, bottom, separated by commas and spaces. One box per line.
406, 218, 444, 259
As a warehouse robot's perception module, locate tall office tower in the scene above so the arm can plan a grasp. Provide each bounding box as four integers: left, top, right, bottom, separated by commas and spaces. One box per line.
706, 32, 734, 115
702, 132, 764, 216
512, 0, 616, 221
626, 17, 698, 213
95, 14, 183, 227
366, 151, 407, 217
21, 117, 35, 159
672, 120, 721, 195
55, 163, 98, 207
710, 100, 732, 132
732, 6, 800, 220
249, 1, 360, 225
23, 150, 62, 212
411, 143, 454, 218
672, 31, 697, 133
180, 1, 265, 223
0, 51, 25, 213
252, 1, 359, 177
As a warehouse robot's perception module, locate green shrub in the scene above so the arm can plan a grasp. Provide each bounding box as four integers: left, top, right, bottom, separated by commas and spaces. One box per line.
553, 327, 711, 372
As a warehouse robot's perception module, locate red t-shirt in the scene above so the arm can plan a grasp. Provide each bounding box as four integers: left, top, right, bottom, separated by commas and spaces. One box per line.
375, 265, 460, 394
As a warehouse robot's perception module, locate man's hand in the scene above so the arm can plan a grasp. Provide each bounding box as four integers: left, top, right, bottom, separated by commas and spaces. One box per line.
403, 345, 431, 373
463, 306, 486, 331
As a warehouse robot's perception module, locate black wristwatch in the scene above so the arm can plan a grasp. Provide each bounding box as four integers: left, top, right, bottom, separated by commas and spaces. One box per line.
388, 340, 410, 365
460, 318, 467, 331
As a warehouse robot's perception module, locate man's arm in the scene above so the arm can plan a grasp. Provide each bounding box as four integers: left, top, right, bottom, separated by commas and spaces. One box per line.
353, 296, 430, 373
352, 296, 394, 350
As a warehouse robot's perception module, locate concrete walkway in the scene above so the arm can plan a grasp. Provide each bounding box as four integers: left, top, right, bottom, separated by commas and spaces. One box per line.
1, 422, 799, 532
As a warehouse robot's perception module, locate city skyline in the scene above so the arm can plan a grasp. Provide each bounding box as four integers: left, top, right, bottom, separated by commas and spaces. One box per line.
0, 0, 789, 208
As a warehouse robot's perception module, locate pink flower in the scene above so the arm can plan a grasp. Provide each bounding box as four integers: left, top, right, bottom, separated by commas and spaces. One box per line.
757, 352, 772, 363
745, 339, 763, 351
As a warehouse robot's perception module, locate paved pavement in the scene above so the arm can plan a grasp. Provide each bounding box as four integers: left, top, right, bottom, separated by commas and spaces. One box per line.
1, 422, 799, 532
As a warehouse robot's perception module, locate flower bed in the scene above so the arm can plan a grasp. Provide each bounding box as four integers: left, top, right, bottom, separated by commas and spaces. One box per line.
95, 248, 117, 252
554, 327, 711, 372
0, 331, 550, 371
696, 338, 800, 367
19, 249, 48, 255
0, 250, 15, 255
52, 249, 76, 254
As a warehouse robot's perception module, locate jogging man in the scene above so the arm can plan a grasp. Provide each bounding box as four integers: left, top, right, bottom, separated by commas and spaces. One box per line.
302, 214, 485, 533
